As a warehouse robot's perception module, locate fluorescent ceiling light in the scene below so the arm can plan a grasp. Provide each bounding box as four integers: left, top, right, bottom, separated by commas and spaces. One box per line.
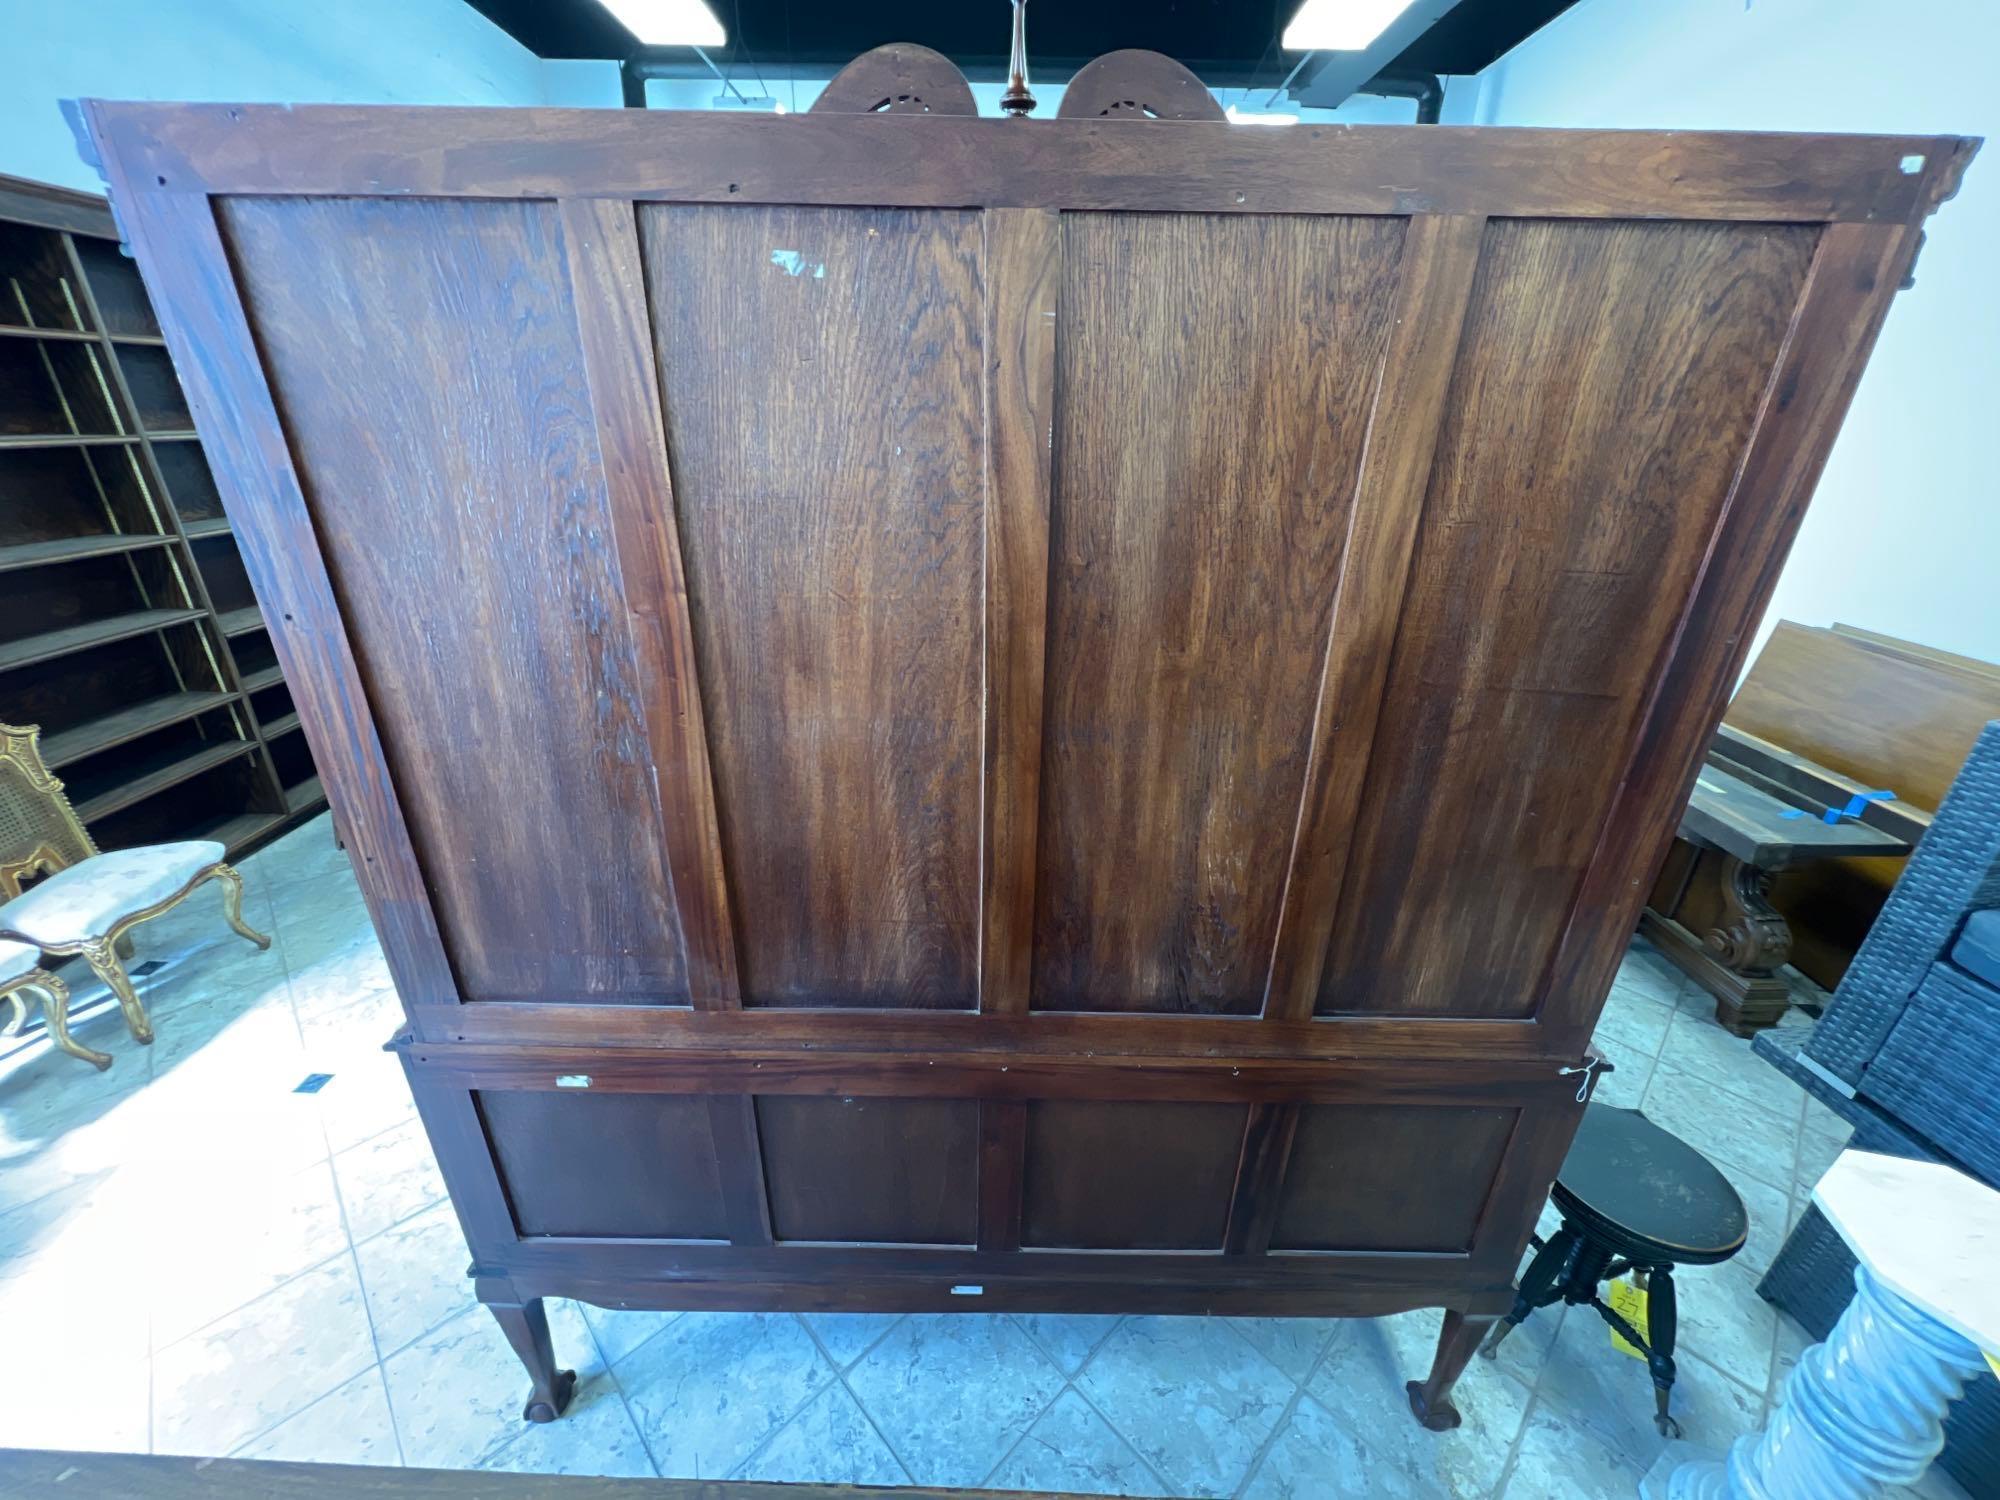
591, 0, 725, 47
1226, 104, 1299, 127
1282, 0, 1418, 52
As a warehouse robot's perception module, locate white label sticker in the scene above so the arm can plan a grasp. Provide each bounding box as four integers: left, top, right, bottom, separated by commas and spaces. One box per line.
950, 1285, 984, 1296
555, 1074, 592, 1089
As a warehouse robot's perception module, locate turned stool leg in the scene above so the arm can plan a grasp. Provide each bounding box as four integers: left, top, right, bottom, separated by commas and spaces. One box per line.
1646, 1266, 1681, 1439
1481, 1222, 1579, 1360
487, 1296, 577, 1423
1408, 1308, 1498, 1431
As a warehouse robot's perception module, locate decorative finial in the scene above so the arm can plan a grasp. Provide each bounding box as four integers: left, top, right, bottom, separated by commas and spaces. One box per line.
1001, 0, 1036, 117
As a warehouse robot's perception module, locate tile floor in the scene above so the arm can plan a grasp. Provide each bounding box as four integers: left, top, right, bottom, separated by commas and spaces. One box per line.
0, 813, 1971, 1498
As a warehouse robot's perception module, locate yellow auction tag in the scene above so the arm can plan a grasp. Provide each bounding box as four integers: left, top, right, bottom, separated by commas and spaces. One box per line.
1607, 1275, 1650, 1360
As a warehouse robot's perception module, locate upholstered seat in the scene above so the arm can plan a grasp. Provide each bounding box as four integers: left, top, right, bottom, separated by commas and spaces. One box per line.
0, 937, 37, 986
1, 840, 226, 947
0, 723, 269, 1065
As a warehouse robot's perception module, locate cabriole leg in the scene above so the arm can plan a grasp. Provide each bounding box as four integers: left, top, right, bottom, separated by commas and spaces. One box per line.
215, 864, 273, 950
82, 938, 152, 1046
35, 976, 112, 1070
487, 1296, 577, 1423
1408, 1308, 1497, 1431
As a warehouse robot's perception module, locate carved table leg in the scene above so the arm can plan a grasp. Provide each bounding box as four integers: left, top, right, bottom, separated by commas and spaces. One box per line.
1408, 1308, 1497, 1431
1644, 1265, 1986, 1498
487, 1296, 577, 1423
1701, 855, 1795, 1036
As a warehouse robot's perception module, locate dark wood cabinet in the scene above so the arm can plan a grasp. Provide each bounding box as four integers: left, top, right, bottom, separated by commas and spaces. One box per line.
81, 55, 1974, 1431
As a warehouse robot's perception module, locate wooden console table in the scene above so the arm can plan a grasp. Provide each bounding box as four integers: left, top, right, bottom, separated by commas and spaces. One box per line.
1643, 724, 1925, 1034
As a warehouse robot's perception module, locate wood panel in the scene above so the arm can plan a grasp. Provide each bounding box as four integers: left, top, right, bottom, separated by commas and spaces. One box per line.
1021, 1100, 1248, 1249
1728, 620, 2000, 814
478, 1090, 729, 1239
559, 197, 741, 1007
1270, 1105, 1516, 1252
977, 208, 1059, 1015
220, 197, 686, 1004
1033, 212, 1405, 1015
756, 1095, 979, 1244
1263, 213, 1488, 1021
91, 103, 1969, 226
643, 205, 985, 1009
82, 88, 1971, 1416
1321, 218, 1821, 1018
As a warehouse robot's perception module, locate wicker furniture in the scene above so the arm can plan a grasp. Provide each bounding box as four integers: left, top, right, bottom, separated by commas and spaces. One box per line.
0, 721, 270, 1065
1752, 719, 2000, 1497
1801, 719, 2000, 1088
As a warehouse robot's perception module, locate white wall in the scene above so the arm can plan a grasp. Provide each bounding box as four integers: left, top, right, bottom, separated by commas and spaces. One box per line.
1, 0, 549, 191
1469, 0, 1999, 665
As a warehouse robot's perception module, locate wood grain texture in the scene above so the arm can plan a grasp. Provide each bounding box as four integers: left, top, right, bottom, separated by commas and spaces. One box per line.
90, 103, 1974, 226
1727, 620, 2000, 814
977, 1100, 1028, 1252
1270, 1104, 1515, 1252
1538, 222, 1935, 1037
1263, 214, 1487, 1022
1022, 1100, 1249, 1249
82, 91, 1966, 1375
81, 187, 461, 1019
757, 1095, 979, 1244
643, 205, 984, 1009
1222, 1102, 1302, 1256
1034, 212, 1404, 1014
1321, 218, 1820, 1018
559, 197, 741, 1007
978, 208, 1058, 1015
220, 196, 687, 1004
478, 1089, 729, 1239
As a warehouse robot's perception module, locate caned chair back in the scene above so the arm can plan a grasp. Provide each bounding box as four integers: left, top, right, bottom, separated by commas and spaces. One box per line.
0, 724, 97, 899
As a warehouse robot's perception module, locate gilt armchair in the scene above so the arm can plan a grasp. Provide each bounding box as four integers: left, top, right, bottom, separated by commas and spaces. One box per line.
0, 722, 270, 1067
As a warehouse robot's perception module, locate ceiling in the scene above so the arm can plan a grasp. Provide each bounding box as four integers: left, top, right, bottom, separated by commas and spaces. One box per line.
466, 0, 1582, 99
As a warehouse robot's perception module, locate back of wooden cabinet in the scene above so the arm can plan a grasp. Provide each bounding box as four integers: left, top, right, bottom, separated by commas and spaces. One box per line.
86, 95, 1971, 1304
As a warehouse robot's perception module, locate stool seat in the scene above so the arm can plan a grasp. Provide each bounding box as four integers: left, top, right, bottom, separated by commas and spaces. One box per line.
1481, 1102, 1751, 1440
1553, 1103, 1748, 1266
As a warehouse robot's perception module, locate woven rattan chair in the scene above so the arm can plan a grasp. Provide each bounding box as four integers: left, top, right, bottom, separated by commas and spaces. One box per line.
0, 722, 270, 1066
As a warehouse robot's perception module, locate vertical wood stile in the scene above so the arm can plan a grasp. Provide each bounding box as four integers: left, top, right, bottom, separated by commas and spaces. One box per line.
559, 197, 742, 1010
1534, 220, 1929, 1041
978, 207, 1059, 1016
1261, 213, 1488, 1023
1223, 1102, 1302, 1256
977, 1099, 1029, 1251
708, 1094, 775, 1247
84, 177, 463, 1029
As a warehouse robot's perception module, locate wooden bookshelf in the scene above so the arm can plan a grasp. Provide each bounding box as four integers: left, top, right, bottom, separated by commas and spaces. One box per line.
0, 173, 325, 859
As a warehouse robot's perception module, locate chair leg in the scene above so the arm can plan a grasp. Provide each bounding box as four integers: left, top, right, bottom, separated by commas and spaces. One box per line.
82, 939, 153, 1046
214, 864, 273, 951
32, 975, 112, 1071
